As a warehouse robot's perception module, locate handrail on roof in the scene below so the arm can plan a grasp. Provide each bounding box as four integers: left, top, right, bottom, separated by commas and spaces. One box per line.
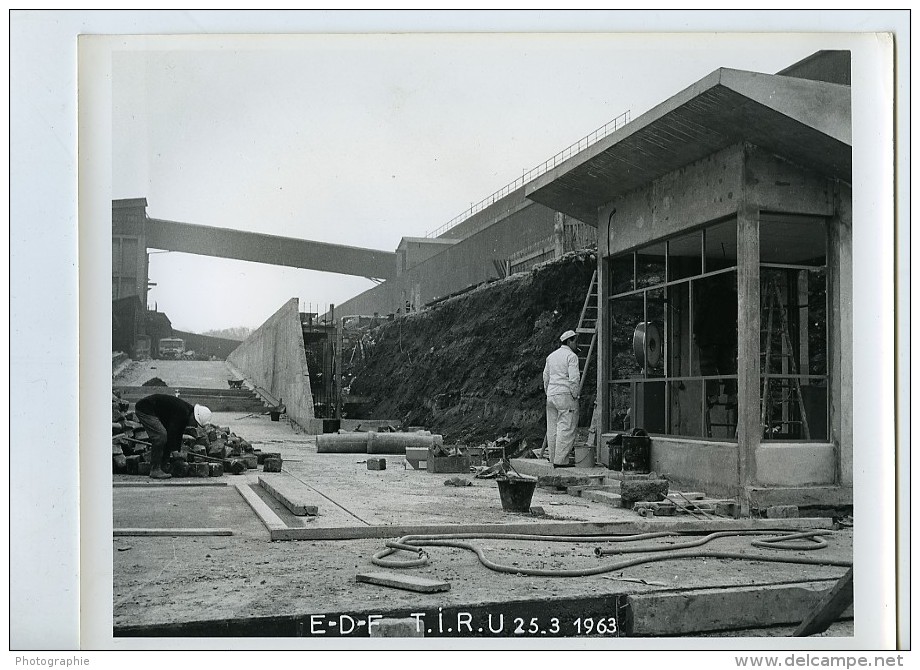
425, 110, 630, 238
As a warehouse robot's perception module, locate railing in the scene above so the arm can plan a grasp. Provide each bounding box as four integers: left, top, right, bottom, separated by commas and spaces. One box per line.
425, 110, 630, 238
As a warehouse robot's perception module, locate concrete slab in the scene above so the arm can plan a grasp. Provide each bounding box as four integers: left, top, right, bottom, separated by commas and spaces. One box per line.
582, 491, 623, 507
113, 484, 266, 539
235, 483, 289, 534
258, 474, 320, 516
627, 579, 853, 636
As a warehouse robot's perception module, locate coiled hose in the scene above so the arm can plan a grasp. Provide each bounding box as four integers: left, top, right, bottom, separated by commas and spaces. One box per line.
372, 529, 851, 578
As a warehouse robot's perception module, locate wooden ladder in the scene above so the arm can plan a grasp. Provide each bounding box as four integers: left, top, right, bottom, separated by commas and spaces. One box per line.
575, 269, 599, 396
760, 275, 810, 439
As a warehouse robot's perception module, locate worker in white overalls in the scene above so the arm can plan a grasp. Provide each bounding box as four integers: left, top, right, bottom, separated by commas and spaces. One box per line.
543, 329, 581, 468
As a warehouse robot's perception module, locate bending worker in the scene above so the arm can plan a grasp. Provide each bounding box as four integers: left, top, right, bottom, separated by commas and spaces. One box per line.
134, 393, 212, 479
543, 329, 581, 468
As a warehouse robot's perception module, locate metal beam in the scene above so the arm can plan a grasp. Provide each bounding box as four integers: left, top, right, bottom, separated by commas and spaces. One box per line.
145, 218, 396, 280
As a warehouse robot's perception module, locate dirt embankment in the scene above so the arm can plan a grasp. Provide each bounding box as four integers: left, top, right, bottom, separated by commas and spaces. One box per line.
348, 250, 598, 446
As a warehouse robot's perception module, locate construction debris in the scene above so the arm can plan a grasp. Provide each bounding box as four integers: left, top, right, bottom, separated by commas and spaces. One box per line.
618, 479, 670, 507
367, 457, 387, 471
443, 476, 472, 487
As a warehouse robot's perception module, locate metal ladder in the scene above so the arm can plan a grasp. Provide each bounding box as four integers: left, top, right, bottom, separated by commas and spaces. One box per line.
760, 275, 810, 439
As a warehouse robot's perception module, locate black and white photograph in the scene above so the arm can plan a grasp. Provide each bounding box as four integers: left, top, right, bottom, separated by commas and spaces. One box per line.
10, 9, 908, 660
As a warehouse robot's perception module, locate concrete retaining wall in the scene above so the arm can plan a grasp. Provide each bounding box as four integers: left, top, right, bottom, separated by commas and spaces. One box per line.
227, 298, 315, 428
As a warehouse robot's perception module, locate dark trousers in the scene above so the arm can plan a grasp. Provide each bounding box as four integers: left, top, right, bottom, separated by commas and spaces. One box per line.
135, 410, 169, 471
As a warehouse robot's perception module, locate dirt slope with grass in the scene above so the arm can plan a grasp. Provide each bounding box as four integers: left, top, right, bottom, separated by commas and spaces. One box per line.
347, 249, 598, 447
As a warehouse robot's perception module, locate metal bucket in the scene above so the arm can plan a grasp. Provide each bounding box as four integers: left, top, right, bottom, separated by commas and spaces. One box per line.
497, 478, 537, 513
574, 445, 595, 468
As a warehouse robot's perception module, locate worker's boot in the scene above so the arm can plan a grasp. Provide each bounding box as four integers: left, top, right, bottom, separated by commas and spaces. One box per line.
149, 467, 172, 479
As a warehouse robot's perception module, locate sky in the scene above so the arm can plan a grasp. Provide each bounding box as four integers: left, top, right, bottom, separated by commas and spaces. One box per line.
111, 32, 831, 333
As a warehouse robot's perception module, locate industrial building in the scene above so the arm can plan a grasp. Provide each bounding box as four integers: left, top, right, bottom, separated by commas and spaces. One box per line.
526, 50, 852, 511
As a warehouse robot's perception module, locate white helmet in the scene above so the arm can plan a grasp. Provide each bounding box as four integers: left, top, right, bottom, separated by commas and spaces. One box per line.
560, 329, 577, 343
194, 404, 212, 427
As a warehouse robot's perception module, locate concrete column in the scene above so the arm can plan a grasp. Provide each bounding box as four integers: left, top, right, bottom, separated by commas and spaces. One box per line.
736, 205, 761, 502
598, 205, 614, 436
335, 317, 344, 420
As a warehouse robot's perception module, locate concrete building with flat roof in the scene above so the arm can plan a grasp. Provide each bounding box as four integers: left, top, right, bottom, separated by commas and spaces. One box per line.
526, 51, 852, 511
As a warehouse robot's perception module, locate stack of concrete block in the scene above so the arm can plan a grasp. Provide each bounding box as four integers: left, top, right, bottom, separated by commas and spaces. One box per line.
112, 394, 151, 476
111, 394, 258, 478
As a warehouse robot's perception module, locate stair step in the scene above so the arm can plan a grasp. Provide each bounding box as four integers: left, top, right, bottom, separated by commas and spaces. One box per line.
582, 490, 623, 507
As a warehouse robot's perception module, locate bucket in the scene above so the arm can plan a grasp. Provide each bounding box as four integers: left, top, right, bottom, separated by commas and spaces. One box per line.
497, 477, 537, 513
574, 445, 595, 468
269, 411, 281, 422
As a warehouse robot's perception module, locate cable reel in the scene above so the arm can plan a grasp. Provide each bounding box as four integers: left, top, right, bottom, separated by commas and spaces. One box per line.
632, 321, 662, 369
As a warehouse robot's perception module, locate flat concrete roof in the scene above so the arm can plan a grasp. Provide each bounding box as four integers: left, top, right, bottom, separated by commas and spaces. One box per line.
398, 236, 460, 246
526, 67, 851, 224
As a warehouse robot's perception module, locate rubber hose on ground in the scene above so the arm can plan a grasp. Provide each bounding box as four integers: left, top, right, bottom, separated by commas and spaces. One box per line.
371, 529, 850, 578
594, 529, 832, 556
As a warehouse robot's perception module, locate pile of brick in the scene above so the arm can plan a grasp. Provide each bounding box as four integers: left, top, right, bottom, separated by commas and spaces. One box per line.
111, 394, 282, 476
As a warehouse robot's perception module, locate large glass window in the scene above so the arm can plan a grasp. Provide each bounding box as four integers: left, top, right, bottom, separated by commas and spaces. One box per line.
759, 214, 828, 441
608, 219, 738, 439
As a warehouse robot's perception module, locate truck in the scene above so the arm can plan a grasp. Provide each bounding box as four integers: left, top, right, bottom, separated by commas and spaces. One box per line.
157, 337, 186, 359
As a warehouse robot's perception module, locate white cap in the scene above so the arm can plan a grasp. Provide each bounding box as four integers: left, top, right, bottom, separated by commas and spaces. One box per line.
560, 330, 577, 343
194, 404, 212, 427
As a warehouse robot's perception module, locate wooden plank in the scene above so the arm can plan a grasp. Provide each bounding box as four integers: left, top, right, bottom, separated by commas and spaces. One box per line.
113, 480, 228, 488
113, 528, 233, 537
356, 571, 450, 593
258, 474, 319, 516
266, 516, 834, 541
794, 567, 854, 637
234, 483, 288, 533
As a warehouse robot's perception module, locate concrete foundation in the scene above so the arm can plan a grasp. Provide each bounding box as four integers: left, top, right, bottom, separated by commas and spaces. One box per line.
754, 442, 836, 486
649, 437, 740, 498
